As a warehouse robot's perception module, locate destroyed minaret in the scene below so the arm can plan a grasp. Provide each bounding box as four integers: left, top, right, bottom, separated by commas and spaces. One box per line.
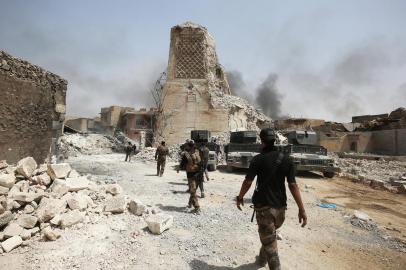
157, 22, 271, 144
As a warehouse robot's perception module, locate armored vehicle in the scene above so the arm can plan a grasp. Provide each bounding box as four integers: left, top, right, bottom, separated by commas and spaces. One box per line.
225, 131, 261, 171
281, 130, 339, 178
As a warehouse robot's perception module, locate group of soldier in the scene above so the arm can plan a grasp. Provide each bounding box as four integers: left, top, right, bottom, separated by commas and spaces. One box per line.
126, 129, 307, 270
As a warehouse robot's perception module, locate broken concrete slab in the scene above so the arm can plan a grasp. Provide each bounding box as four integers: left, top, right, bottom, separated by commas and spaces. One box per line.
17, 214, 38, 229
128, 199, 146, 216
15, 157, 37, 178
145, 214, 173, 235
36, 197, 67, 222
65, 176, 89, 192
104, 196, 126, 214
3, 223, 24, 238
0, 211, 14, 228
1, 235, 23, 252
47, 163, 72, 180
0, 173, 16, 188
60, 209, 85, 228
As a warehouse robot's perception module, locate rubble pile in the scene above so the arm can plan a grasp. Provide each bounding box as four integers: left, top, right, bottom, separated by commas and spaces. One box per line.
210, 90, 272, 133
0, 156, 172, 253
134, 144, 182, 163
355, 107, 406, 131
59, 133, 121, 158
349, 210, 378, 231
332, 154, 406, 194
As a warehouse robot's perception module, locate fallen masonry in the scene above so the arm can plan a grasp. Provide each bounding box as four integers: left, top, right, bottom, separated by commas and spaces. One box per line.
0, 156, 174, 253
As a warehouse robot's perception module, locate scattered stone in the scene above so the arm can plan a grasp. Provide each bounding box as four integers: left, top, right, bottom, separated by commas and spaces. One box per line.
0, 211, 14, 228
0, 186, 9, 195
24, 204, 35, 214
128, 199, 146, 216
42, 227, 62, 241
50, 215, 61, 226
10, 191, 44, 203
66, 193, 89, 210
1, 235, 23, 252
105, 184, 122, 196
50, 179, 69, 195
65, 176, 89, 192
21, 229, 31, 240
145, 213, 173, 235
37, 173, 52, 186
15, 157, 37, 178
353, 210, 371, 221
12, 201, 21, 210
68, 169, 80, 178
17, 214, 38, 229
47, 163, 72, 180
29, 227, 40, 236
36, 197, 67, 222
3, 223, 24, 238
104, 196, 126, 213
59, 210, 84, 228
0, 173, 16, 188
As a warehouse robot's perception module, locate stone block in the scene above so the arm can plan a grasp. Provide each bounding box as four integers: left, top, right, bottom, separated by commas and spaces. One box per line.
0, 211, 14, 228
21, 229, 31, 240
67, 193, 89, 210
42, 227, 62, 241
60, 210, 84, 228
145, 214, 173, 235
104, 196, 126, 214
1, 236, 23, 252
0, 186, 8, 195
10, 191, 44, 203
37, 173, 51, 186
17, 214, 38, 229
0, 173, 15, 188
24, 204, 35, 214
105, 184, 122, 196
29, 227, 40, 236
65, 177, 89, 192
3, 223, 23, 238
50, 179, 69, 195
15, 157, 37, 178
36, 197, 67, 222
128, 199, 146, 216
68, 169, 80, 178
47, 163, 72, 180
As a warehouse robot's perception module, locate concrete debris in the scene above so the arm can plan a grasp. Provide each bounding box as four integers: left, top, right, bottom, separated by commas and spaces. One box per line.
36, 197, 67, 222
66, 193, 90, 210
145, 213, 173, 235
128, 199, 146, 216
0, 186, 9, 195
50, 179, 69, 195
350, 210, 377, 231
0, 211, 14, 228
3, 223, 24, 238
104, 196, 126, 213
60, 209, 85, 228
105, 184, 122, 196
332, 153, 406, 194
15, 157, 37, 178
42, 227, 62, 241
1, 235, 22, 252
353, 210, 371, 221
65, 176, 90, 192
47, 163, 72, 180
0, 160, 8, 170
17, 214, 38, 229
21, 229, 31, 240
0, 173, 16, 188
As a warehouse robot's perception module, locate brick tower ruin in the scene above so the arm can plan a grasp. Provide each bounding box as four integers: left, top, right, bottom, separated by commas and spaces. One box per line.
156, 22, 271, 144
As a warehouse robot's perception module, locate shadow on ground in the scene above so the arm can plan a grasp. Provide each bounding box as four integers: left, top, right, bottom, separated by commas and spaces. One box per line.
168, 182, 188, 186
189, 259, 260, 270
156, 203, 188, 213
296, 171, 324, 179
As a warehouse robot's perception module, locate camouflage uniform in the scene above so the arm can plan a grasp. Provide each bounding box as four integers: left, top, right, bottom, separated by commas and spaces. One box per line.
183, 149, 201, 210
255, 206, 285, 270
155, 145, 169, 176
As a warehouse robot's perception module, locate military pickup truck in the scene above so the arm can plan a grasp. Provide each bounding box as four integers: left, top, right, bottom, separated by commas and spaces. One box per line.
225, 131, 261, 171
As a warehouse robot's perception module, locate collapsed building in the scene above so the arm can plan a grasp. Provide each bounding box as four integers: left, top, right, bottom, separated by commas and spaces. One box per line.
0, 51, 67, 164
156, 22, 271, 145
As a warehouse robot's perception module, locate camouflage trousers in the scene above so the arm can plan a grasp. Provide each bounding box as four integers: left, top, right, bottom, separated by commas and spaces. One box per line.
157, 159, 166, 176
187, 176, 200, 209
255, 206, 286, 270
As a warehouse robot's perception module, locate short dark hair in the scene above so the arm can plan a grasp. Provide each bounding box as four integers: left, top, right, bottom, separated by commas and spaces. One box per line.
259, 128, 276, 146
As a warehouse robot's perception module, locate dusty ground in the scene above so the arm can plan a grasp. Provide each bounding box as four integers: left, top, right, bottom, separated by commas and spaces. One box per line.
1, 153, 405, 269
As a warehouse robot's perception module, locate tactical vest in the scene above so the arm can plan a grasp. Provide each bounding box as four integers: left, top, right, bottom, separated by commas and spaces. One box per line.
185, 151, 201, 172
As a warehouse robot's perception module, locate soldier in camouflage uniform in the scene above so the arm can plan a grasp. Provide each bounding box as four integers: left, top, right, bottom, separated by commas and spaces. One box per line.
178, 140, 201, 214
155, 141, 169, 177
236, 128, 307, 269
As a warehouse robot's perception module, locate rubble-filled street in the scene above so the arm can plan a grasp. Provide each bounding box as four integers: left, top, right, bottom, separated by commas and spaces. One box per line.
1, 153, 405, 270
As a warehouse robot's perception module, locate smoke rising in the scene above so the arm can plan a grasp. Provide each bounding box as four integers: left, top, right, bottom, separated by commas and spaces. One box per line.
255, 74, 284, 119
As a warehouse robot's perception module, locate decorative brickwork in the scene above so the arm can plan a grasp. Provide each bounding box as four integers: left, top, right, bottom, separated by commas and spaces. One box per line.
175, 32, 206, 79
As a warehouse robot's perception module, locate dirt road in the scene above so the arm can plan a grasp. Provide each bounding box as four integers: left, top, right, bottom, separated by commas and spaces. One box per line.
1, 153, 405, 269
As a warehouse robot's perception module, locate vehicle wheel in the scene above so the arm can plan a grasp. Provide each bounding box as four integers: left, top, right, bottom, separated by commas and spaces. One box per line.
323, 172, 335, 178
226, 165, 234, 173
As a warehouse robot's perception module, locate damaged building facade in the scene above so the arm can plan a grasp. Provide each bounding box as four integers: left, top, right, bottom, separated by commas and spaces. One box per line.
0, 51, 67, 163
120, 108, 156, 148
156, 22, 271, 144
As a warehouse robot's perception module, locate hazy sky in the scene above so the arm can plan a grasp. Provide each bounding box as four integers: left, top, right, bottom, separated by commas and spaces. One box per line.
1, 0, 405, 121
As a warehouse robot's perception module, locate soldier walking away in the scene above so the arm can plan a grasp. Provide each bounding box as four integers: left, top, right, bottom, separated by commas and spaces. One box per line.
198, 142, 210, 198
125, 142, 133, 162
236, 128, 307, 270
155, 141, 169, 177
132, 143, 137, 155
178, 140, 201, 214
